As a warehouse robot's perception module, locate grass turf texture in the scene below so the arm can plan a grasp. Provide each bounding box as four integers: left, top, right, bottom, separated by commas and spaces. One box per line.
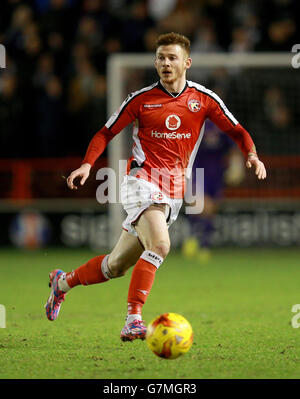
0, 247, 300, 379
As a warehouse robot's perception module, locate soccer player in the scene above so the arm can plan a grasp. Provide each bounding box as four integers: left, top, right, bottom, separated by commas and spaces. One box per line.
45, 32, 266, 341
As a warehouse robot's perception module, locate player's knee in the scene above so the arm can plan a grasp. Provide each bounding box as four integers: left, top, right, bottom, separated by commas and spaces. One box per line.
151, 240, 170, 259
109, 264, 127, 278
108, 255, 130, 278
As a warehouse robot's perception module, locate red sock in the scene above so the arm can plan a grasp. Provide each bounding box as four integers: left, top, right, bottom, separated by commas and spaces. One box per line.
127, 257, 158, 316
66, 255, 109, 288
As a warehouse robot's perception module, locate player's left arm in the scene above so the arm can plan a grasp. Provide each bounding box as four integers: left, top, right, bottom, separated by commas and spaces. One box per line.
206, 94, 266, 180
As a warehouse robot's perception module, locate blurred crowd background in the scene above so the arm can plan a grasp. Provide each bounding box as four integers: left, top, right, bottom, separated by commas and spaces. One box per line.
0, 0, 299, 159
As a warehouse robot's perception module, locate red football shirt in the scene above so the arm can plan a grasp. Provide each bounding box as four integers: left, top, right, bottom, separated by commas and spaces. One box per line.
83, 80, 256, 198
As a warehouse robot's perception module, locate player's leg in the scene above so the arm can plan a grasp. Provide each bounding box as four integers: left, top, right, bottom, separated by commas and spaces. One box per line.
120, 204, 170, 341
63, 230, 144, 286
45, 230, 143, 321
107, 230, 144, 277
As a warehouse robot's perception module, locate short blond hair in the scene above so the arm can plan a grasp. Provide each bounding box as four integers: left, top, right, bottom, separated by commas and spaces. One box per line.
155, 32, 191, 56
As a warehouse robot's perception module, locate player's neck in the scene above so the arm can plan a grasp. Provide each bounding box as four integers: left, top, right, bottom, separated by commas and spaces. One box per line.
160, 78, 187, 96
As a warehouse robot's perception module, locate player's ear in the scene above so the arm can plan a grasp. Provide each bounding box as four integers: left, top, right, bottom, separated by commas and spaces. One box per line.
185, 57, 192, 70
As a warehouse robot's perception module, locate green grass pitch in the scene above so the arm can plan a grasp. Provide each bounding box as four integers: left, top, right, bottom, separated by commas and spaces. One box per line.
1, 247, 300, 379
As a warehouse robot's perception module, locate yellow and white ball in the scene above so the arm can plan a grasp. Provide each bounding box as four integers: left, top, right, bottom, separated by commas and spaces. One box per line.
146, 313, 193, 359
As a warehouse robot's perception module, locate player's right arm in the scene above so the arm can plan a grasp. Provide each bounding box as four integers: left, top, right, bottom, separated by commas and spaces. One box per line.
66, 126, 114, 190
66, 93, 139, 190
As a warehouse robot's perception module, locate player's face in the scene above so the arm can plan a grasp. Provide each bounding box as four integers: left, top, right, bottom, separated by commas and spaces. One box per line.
155, 44, 191, 85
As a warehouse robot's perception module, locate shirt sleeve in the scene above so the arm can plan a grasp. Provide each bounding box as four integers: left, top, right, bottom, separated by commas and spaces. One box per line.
105, 92, 140, 134
82, 93, 140, 166
205, 91, 257, 158
82, 126, 115, 166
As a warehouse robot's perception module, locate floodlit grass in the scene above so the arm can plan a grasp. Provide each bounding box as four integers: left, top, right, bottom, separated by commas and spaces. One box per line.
1, 247, 300, 379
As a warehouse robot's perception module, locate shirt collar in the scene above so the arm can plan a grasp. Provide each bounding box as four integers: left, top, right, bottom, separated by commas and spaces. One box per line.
158, 80, 188, 98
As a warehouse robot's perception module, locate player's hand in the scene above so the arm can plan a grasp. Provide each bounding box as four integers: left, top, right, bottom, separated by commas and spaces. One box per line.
66, 163, 91, 190
246, 153, 266, 180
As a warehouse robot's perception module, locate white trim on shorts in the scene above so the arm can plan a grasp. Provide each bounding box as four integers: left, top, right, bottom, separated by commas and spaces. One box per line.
120, 175, 183, 237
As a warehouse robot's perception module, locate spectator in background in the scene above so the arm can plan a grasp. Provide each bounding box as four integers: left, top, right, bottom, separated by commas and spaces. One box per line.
81, 0, 119, 40
143, 28, 160, 52
82, 73, 107, 151
202, 0, 232, 51
4, 3, 34, 58
82, 0, 105, 17
229, 26, 255, 53
34, 52, 55, 89
255, 0, 298, 51
67, 56, 98, 153
39, 0, 79, 73
182, 120, 245, 262
191, 21, 221, 53
256, 16, 297, 51
0, 73, 24, 157
35, 75, 65, 157
260, 86, 297, 154
69, 40, 91, 71
39, 0, 78, 44
158, 0, 198, 40
76, 15, 102, 57
96, 35, 122, 73
0, 0, 24, 34
75, 1, 122, 73
121, 0, 155, 52
231, 0, 261, 50
147, 0, 177, 22
18, 24, 43, 151
68, 57, 97, 114
46, 31, 65, 73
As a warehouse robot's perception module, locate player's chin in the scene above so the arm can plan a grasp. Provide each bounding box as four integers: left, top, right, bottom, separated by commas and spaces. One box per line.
160, 74, 174, 84
160, 71, 172, 78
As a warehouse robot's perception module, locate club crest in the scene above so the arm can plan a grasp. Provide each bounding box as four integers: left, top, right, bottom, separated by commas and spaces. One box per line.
151, 192, 164, 202
188, 99, 201, 112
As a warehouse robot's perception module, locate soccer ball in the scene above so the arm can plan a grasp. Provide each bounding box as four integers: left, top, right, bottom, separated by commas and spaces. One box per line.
146, 313, 193, 359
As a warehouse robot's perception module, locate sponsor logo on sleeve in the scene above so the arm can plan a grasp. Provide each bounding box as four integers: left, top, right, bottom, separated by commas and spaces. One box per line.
143, 104, 162, 108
